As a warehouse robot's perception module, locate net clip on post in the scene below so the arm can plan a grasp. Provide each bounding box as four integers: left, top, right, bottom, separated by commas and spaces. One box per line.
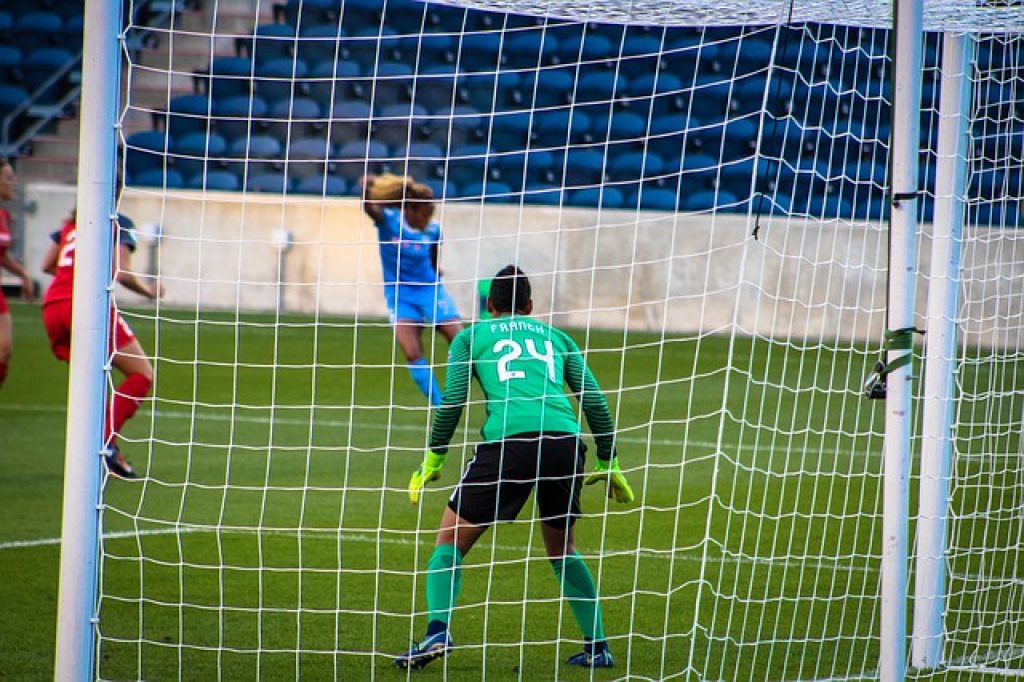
862, 327, 925, 400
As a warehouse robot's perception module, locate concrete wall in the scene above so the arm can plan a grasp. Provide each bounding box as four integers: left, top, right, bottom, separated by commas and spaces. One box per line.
12, 183, 1023, 348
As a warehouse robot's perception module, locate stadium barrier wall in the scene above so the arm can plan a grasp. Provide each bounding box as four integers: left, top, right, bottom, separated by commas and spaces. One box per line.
20, 182, 1023, 347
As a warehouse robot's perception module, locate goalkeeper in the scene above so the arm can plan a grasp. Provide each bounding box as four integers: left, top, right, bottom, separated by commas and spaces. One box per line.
397, 265, 634, 671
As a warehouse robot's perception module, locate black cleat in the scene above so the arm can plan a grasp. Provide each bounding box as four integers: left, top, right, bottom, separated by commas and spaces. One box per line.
104, 446, 137, 479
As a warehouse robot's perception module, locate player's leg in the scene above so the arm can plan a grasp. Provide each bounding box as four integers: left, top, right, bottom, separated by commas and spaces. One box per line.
0, 308, 12, 388
394, 319, 442, 406
104, 313, 153, 478
538, 435, 613, 668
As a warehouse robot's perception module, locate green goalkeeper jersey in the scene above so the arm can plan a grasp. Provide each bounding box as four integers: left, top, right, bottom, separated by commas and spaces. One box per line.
429, 315, 616, 460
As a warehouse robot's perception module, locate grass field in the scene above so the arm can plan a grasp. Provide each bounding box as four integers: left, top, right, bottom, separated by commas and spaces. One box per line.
1, 300, 1020, 681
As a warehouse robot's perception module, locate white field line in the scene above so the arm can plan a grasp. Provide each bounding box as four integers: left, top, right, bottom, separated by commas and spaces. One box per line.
0, 526, 879, 574
2, 402, 869, 458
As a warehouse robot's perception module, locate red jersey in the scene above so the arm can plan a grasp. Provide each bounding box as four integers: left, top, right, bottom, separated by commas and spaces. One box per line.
43, 216, 138, 307
0, 208, 11, 264
43, 219, 77, 305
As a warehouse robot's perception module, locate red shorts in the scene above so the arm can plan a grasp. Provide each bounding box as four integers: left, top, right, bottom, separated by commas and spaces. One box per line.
0, 290, 8, 315
42, 300, 136, 362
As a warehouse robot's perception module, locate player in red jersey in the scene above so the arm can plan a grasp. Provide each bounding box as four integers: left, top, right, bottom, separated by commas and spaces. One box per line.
41, 210, 163, 478
0, 159, 38, 388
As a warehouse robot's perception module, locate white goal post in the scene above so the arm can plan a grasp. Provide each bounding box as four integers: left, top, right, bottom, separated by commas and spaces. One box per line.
55, 0, 1024, 679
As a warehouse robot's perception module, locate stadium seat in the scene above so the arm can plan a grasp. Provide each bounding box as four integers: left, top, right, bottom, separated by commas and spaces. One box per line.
424, 104, 483, 149
589, 110, 648, 144
205, 56, 254, 100
284, 137, 331, 180
255, 57, 309, 103
381, 0, 430, 36
172, 131, 228, 181
457, 71, 521, 114
368, 61, 415, 109
519, 68, 575, 108
521, 182, 564, 206
125, 130, 170, 179
0, 46, 21, 83
167, 94, 213, 140
0, 11, 11, 36
23, 47, 73, 103
575, 71, 626, 105
562, 147, 607, 187
402, 33, 457, 70
569, 186, 626, 209
281, 0, 339, 28
297, 24, 345, 66
308, 59, 362, 111
132, 168, 185, 189
393, 141, 445, 180
460, 180, 514, 203
62, 13, 83, 52
664, 152, 719, 187
372, 102, 430, 149
502, 29, 559, 69
228, 134, 282, 178
412, 64, 458, 113
531, 108, 591, 148
247, 172, 291, 193
267, 96, 322, 144
635, 187, 680, 211
326, 100, 372, 146
457, 32, 503, 72
12, 12, 62, 51
806, 193, 854, 218
610, 151, 666, 183
488, 110, 533, 152
213, 95, 269, 145
335, 139, 389, 180
295, 173, 348, 196
421, 178, 457, 200
445, 143, 494, 188
246, 23, 298, 66
680, 189, 724, 211
558, 32, 614, 63
345, 26, 398, 70
489, 148, 555, 187
187, 169, 241, 191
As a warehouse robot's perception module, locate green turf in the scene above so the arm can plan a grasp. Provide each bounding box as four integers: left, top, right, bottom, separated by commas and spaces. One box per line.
1, 301, 1020, 681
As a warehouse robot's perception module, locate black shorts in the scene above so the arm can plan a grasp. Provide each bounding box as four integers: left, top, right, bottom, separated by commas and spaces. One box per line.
447, 433, 586, 529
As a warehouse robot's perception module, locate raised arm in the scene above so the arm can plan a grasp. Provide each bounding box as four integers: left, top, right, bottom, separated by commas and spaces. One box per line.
40, 235, 60, 276
359, 174, 386, 224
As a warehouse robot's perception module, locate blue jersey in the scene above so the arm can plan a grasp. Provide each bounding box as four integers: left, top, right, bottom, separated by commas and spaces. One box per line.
374, 207, 441, 286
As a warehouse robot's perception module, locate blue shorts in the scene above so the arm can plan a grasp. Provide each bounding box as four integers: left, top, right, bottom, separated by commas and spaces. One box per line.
385, 284, 461, 325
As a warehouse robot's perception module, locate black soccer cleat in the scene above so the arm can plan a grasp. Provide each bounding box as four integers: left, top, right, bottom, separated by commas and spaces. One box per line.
104, 446, 138, 479
395, 629, 453, 670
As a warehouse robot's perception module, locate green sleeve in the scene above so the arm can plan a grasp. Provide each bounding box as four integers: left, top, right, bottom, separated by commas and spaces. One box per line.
561, 332, 616, 460
429, 331, 472, 453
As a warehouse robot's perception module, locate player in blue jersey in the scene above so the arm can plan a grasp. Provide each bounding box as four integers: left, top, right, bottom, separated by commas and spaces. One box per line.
360, 174, 463, 406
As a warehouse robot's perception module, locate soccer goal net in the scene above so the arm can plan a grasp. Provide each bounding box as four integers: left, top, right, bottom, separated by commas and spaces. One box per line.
59, 0, 1024, 679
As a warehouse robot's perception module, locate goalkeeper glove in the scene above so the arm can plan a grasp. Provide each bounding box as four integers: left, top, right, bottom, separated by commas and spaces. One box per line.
408, 450, 447, 504
584, 456, 635, 504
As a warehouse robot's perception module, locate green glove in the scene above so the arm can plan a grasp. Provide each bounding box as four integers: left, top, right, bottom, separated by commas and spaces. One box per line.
409, 450, 447, 504
584, 456, 635, 504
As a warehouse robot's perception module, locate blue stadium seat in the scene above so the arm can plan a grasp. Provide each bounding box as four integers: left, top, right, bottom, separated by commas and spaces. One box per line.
806, 193, 853, 218
381, 0, 430, 36
372, 102, 429, 148
247, 23, 298, 65
558, 32, 614, 63
282, 0, 339, 28
308, 59, 362, 111
570, 187, 625, 209
326, 100, 372, 146
575, 71, 626, 105
295, 173, 348, 196
608, 151, 664, 182
853, 196, 889, 221
424, 104, 483, 149
445, 144, 493, 188
0, 46, 21, 83
125, 130, 170, 178
133, 168, 185, 189
206, 56, 253, 100
213, 95, 268, 145
393, 141, 444, 180
488, 111, 533, 152
460, 180, 514, 203
335, 139, 389, 180
0, 11, 11, 35
255, 57, 309, 103
297, 24, 345, 66
457, 32, 503, 72
228, 134, 281, 178
267, 96, 322, 143
403, 33, 457, 70
422, 178, 457, 201
519, 68, 575, 108
457, 71, 521, 114
717, 37, 774, 71
523, 182, 564, 206
23, 48, 73, 103
562, 148, 606, 187
62, 13, 83, 52
412, 64, 458, 113
489, 148, 555, 187
247, 172, 291, 193
12, 12, 62, 51
368, 61, 414, 109
344, 26, 398, 70
664, 152, 718, 188
589, 110, 647, 144
502, 29, 559, 69
172, 132, 228, 182
187, 169, 241, 192
167, 94, 213, 139
284, 137, 331, 180
636, 187, 680, 211
531, 108, 591, 148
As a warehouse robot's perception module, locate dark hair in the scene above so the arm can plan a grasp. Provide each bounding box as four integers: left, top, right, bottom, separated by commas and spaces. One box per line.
489, 265, 531, 314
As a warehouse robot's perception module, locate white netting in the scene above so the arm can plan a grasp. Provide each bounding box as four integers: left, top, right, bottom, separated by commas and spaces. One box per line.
90, 0, 1024, 678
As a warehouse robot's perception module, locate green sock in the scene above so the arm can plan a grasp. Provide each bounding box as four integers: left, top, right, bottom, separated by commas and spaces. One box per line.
551, 550, 606, 642
426, 544, 463, 626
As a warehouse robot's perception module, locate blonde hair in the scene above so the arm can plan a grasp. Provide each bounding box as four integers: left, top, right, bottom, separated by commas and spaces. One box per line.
367, 173, 434, 204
